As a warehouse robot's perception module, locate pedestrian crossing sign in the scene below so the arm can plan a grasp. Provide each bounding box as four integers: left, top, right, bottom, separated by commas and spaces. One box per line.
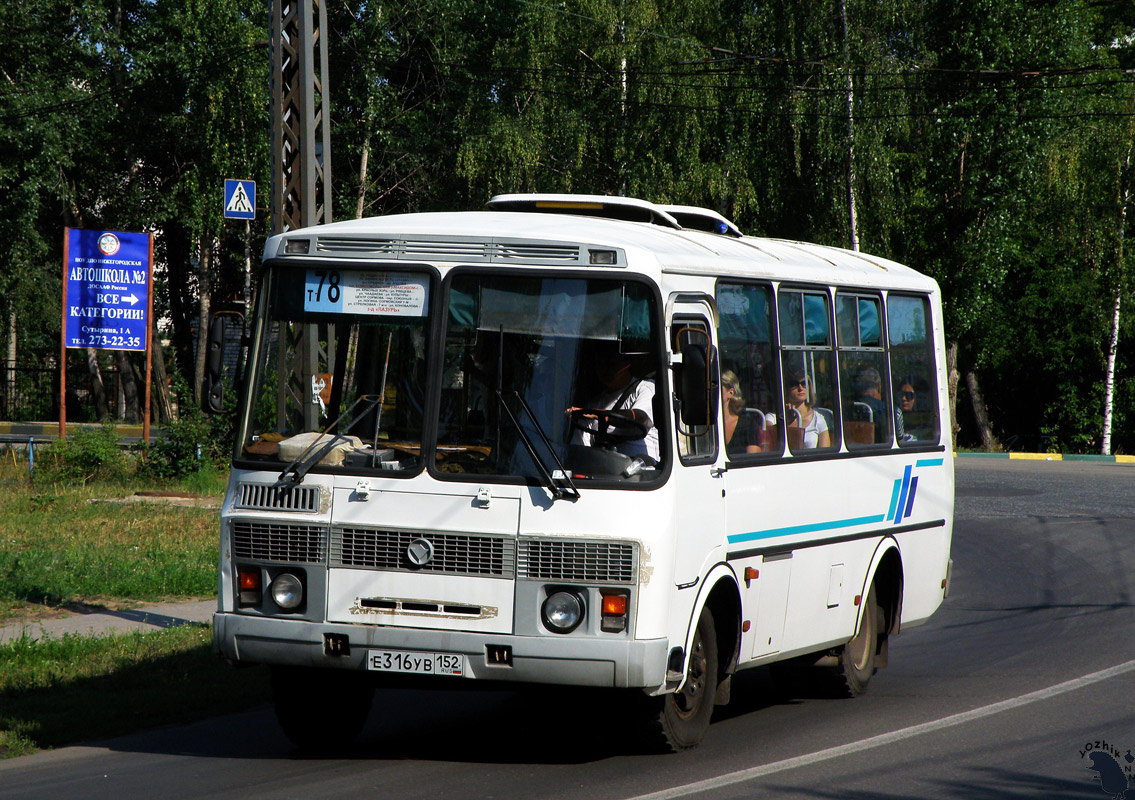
224, 179, 256, 220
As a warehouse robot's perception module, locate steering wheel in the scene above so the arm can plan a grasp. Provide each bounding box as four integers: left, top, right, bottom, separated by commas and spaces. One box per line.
569, 408, 649, 446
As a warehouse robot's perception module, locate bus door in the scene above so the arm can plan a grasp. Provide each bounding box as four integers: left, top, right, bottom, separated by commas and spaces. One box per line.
668, 297, 726, 588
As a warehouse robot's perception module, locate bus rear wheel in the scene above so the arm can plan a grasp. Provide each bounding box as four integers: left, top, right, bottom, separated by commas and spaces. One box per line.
648, 607, 719, 751
270, 666, 374, 752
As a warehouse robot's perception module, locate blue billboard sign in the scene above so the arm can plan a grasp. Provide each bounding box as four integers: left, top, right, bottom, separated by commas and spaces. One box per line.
63, 229, 151, 351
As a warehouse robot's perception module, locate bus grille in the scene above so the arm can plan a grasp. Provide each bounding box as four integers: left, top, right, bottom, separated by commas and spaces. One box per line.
517, 539, 638, 584
235, 482, 320, 513
331, 527, 515, 578
232, 521, 327, 563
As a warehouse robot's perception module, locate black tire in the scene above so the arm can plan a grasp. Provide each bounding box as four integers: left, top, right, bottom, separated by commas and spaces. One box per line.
832, 585, 881, 697
270, 666, 374, 752
647, 608, 719, 751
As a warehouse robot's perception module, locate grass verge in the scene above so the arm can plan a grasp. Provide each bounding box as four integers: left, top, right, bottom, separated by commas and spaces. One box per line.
0, 481, 220, 620
0, 625, 269, 758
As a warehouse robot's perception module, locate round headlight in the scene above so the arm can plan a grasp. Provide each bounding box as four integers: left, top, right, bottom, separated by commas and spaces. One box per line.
542, 591, 584, 633
270, 572, 304, 610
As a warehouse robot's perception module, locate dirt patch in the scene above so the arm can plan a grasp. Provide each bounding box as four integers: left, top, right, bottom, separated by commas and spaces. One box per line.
87, 492, 221, 509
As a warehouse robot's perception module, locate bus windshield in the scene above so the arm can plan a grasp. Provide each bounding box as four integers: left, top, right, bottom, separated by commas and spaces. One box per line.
236, 265, 432, 474
436, 274, 664, 484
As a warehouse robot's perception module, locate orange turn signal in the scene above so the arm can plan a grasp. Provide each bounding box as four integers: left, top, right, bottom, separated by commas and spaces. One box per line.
601, 593, 627, 616
239, 568, 261, 591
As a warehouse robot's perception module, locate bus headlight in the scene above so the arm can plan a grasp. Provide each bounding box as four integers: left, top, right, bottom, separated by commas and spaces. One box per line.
542, 591, 584, 633
270, 573, 304, 610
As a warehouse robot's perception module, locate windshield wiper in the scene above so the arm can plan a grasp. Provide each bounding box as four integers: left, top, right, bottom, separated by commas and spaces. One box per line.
278, 394, 383, 485
496, 390, 580, 501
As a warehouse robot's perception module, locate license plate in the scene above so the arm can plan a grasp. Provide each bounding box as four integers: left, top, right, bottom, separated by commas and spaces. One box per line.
367, 649, 465, 677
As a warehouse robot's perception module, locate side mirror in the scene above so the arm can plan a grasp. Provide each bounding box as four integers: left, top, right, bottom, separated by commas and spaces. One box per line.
203, 310, 245, 413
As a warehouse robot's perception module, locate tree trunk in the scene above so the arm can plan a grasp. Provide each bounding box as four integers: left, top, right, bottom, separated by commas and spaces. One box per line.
945, 340, 960, 447
5, 310, 14, 414
840, 0, 860, 252
85, 348, 109, 420
193, 236, 213, 408
356, 124, 371, 220
965, 370, 997, 451
151, 318, 174, 423
1101, 142, 1131, 456
115, 350, 140, 423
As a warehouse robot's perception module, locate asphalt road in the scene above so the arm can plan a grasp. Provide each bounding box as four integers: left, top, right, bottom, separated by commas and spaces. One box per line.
3, 458, 1134, 800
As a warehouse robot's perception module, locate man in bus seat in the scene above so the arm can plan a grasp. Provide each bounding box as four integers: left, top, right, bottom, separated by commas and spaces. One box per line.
566, 346, 660, 464
853, 366, 888, 444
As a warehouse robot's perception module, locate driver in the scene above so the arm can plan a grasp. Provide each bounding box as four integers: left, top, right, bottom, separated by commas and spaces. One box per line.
566, 346, 660, 464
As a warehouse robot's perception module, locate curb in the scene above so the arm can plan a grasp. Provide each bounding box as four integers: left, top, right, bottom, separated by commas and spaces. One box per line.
956, 451, 1135, 463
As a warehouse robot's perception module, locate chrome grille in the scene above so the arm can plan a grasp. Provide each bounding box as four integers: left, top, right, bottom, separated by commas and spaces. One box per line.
235, 482, 320, 513
331, 527, 514, 578
518, 539, 637, 584
232, 521, 327, 563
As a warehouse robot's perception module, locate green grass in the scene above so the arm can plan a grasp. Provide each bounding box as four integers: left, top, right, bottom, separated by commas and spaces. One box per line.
0, 626, 269, 758
0, 478, 221, 619
0, 454, 248, 758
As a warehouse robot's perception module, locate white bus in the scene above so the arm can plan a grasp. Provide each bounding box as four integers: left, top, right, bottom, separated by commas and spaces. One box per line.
212, 194, 953, 752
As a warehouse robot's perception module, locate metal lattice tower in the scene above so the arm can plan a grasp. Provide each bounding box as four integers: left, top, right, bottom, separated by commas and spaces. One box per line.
270, 0, 333, 431
270, 0, 332, 233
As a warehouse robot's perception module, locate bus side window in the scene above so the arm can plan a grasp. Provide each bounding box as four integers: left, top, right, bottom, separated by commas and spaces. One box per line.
778, 289, 838, 452
888, 295, 940, 445
716, 281, 780, 458
837, 293, 892, 449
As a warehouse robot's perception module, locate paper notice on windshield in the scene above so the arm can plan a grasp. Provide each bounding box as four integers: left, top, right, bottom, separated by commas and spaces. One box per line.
304, 269, 428, 317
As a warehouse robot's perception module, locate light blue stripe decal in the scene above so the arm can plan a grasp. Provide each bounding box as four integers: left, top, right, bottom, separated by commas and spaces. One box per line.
887, 479, 902, 522
728, 514, 887, 545
915, 458, 944, 468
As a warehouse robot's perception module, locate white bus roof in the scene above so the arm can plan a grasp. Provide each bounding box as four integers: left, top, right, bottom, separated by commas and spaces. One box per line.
265, 198, 936, 294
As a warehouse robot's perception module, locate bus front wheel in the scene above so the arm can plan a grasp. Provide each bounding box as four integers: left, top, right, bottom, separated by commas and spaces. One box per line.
270, 666, 374, 752
649, 607, 719, 751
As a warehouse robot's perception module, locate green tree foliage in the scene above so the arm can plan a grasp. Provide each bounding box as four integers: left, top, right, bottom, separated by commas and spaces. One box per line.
3, 0, 1135, 452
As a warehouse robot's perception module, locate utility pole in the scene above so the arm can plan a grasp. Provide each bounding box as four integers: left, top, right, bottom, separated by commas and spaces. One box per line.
270, 0, 333, 431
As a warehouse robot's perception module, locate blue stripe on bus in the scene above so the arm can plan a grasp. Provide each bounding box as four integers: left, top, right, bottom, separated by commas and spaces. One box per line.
727, 514, 888, 545
893, 464, 912, 524
915, 457, 944, 467
903, 475, 919, 519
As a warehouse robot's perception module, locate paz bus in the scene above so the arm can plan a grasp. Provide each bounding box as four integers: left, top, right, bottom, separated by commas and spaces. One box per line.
212, 194, 953, 752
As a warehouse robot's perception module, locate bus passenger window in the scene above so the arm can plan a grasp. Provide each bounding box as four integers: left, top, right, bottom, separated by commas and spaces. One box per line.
888, 295, 940, 445
837, 294, 891, 448
777, 289, 837, 452
716, 282, 779, 458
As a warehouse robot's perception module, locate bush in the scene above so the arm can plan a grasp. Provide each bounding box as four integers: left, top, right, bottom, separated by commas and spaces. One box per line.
141, 408, 234, 479
32, 426, 131, 485
138, 366, 237, 480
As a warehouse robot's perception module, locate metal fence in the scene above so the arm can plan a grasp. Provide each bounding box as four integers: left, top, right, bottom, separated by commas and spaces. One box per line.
1, 364, 127, 423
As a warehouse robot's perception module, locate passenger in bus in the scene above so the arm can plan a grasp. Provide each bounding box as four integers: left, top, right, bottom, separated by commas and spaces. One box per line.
566, 346, 660, 463
785, 369, 830, 449
895, 376, 933, 441
853, 366, 888, 443
895, 378, 917, 441
721, 370, 764, 456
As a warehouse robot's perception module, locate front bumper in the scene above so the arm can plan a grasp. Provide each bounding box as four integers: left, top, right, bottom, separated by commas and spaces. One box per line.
214, 612, 669, 689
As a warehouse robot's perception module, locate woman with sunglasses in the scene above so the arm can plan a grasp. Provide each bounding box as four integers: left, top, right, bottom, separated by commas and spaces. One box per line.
785, 368, 830, 449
